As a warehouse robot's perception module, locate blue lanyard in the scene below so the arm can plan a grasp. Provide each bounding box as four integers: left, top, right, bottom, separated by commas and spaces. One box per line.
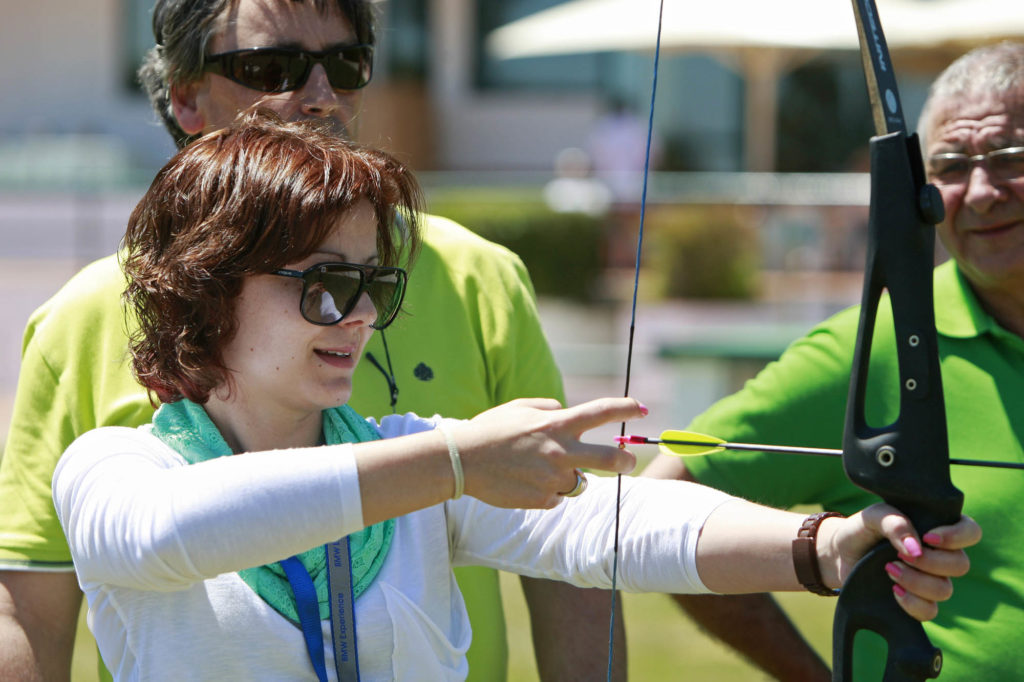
281, 538, 360, 681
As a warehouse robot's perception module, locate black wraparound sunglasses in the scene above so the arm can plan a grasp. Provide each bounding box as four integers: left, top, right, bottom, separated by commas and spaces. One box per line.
203, 44, 373, 93
272, 262, 407, 330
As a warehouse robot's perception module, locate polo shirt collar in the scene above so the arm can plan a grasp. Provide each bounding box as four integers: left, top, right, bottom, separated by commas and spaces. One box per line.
935, 260, 1010, 341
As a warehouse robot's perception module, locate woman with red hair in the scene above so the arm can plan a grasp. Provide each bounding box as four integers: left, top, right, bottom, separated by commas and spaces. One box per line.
53, 111, 979, 681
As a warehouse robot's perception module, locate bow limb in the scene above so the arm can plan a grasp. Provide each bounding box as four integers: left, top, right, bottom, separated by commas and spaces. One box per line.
834, 1, 965, 679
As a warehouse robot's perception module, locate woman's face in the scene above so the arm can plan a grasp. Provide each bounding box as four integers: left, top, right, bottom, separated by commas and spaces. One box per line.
219, 199, 379, 419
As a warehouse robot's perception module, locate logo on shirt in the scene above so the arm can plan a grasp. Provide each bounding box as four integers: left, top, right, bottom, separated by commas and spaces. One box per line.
414, 363, 434, 381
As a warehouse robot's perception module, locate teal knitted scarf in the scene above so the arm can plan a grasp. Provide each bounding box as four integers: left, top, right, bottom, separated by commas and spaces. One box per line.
150, 399, 394, 625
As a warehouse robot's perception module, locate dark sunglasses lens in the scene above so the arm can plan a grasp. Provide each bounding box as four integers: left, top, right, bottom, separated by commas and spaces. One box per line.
300, 265, 404, 327
302, 269, 362, 324
366, 271, 405, 328
228, 51, 305, 92
325, 47, 373, 89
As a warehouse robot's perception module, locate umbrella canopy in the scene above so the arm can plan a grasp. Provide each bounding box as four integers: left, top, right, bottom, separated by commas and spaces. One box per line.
486, 0, 1024, 169
910, 0, 1024, 46
487, 0, 1023, 59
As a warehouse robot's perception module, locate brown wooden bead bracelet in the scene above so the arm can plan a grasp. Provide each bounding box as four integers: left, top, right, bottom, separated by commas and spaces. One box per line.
792, 511, 845, 596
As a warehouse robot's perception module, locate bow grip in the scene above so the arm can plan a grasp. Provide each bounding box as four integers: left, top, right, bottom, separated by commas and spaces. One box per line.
834, 544, 943, 680
834, 131, 964, 681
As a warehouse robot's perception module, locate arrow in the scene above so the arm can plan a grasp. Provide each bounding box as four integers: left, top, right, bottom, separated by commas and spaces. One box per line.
616, 431, 1024, 471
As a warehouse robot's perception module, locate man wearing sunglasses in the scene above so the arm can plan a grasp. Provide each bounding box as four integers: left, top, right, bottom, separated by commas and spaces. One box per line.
643, 42, 1024, 680
0, 1, 619, 681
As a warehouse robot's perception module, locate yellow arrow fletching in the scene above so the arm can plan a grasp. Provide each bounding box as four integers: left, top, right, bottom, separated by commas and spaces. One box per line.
658, 430, 727, 457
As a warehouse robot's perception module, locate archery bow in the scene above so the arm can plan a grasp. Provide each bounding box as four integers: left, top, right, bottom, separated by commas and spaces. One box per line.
833, 1, 963, 679
614, 1, 961, 679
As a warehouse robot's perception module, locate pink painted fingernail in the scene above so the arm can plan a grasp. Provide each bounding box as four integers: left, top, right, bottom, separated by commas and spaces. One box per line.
885, 562, 902, 579
893, 584, 907, 598
923, 532, 942, 546
637, 402, 649, 416
903, 537, 923, 558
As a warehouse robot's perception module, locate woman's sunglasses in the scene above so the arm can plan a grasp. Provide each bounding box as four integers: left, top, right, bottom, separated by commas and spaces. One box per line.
272, 262, 407, 330
203, 45, 373, 93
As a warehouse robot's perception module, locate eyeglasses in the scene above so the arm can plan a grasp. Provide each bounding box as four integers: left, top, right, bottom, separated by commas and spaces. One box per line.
926, 146, 1024, 186
203, 45, 373, 93
272, 262, 407, 330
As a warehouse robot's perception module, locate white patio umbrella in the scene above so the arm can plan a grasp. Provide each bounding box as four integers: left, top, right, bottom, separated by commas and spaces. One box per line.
908, 0, 1024, 46
486, 0, 1024, 170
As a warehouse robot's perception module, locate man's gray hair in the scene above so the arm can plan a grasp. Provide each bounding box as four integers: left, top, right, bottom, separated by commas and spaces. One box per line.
918, 41, 1024, 145
138, 0, 375, 149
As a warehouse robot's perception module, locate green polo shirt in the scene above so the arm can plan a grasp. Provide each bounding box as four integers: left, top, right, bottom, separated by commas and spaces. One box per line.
0, 214, 564, 682
686, 260, 1024, 680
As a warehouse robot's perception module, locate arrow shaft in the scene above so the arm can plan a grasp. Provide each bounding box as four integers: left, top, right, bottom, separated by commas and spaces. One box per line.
951, 458, 1024, 471
716, 441, 840, 457
651, 438, 1024, 471
657, 437, 841, 457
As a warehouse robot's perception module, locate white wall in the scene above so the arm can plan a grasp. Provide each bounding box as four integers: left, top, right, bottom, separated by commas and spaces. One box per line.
0, 0, 176, 165
434, 94, 599, 170
0, 0, 639, 173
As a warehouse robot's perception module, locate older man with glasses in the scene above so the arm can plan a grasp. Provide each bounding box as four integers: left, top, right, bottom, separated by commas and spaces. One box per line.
643, 41, 1024, 680
0, 1, 621, 680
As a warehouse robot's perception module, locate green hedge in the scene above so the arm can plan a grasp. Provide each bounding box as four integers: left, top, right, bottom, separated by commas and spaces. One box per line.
427, 191, 758, 301
428, 192, 605, 301
646, 205, 760, 299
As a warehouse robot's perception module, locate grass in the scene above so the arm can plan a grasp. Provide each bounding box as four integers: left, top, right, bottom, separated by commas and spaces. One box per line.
71, 604, 99, 682
501, 572, 835, 681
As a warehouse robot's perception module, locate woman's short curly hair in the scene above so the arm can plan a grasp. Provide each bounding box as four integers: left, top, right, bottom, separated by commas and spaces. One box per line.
121, 109, 422, 405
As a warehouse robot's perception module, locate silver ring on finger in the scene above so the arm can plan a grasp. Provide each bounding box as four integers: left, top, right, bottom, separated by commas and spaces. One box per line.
560, 469, 588, 497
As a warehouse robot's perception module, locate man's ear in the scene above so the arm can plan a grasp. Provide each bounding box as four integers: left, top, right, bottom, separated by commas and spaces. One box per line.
170, 81, 206, 136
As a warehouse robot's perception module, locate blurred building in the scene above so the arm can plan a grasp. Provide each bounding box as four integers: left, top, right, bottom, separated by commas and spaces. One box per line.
0, 0, 969, 443
0, 0, 994, 183
0, 0, 804, 179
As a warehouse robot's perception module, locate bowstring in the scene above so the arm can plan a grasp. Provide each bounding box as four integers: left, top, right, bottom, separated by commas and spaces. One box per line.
608, 1, 665, 679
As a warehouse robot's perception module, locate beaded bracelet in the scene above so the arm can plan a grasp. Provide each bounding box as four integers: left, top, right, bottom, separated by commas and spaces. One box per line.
792, 511, 844, 596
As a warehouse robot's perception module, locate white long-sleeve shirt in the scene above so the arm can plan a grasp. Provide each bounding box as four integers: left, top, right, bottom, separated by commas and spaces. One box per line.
54, 412, 731, 681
